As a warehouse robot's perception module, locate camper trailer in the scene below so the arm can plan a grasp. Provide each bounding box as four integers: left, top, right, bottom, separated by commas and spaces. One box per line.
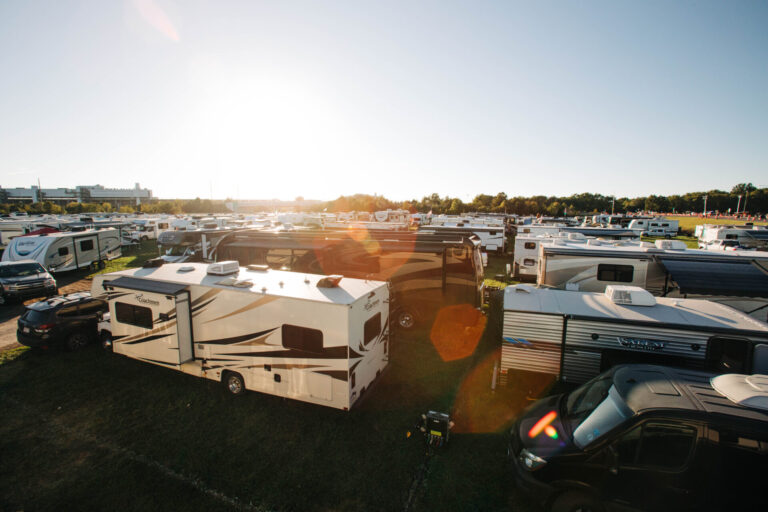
697, 224, 768, 251
419, 224, 505, 253
212, 229, 484, 330
627, 217, 679, 237
1, 229, 121, 272
157, 229, 232, 263
92, 262, 390, 410
536, 239, 768, 322
500, 285, 768, 385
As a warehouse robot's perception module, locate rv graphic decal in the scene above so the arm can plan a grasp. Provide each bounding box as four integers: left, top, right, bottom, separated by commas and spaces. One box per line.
202, 295, 279, 324
617, 336, 665, 351
198, 328, 278, 346
503, 336, 532, 346
135, 294, 160, 306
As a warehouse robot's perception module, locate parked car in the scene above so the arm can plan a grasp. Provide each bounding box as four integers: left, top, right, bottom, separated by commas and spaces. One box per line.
0, 260, 57, 305
17, 292, 107, 351
508, 364, 768, 511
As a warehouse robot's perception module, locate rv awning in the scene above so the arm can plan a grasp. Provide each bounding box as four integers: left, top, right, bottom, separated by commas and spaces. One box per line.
104, 276, 188, 296
658, 257, 768, 297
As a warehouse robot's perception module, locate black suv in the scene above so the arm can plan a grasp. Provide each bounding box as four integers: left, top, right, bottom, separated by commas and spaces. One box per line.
509, 364, 768, 511
0, 260, 57, 305
17, 293, 107, 351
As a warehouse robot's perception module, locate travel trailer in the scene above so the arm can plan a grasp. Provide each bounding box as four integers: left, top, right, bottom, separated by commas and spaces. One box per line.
626, 217, 679, 237
535, 238, 768, 321
211, 229, 484, 329
420, 224, 505, 253
697, 224, 768, 251
93, 262, 390, 410
1, 229, 121, 272
500, 285, 768, 385
157, 229, 233, 263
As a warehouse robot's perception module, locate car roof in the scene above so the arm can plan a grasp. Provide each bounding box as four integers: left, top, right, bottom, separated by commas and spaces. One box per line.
27, 292, 94, 311
0, 259, 42, 267
612, 365, 768, 423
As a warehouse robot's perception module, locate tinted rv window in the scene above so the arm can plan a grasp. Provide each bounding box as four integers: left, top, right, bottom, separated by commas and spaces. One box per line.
282, 324, 323, 353
597, 264, 634, 282
58, 247, 69, 256
115, 302, 153, 329
80, 239, 94, 251
364, 313, 381, 345
524, 242, 536, 250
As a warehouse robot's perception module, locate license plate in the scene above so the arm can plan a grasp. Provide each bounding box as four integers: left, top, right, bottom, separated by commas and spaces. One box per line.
23, 327, 30, 333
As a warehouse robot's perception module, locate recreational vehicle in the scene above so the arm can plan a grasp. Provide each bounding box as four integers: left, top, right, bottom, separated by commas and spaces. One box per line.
157, 229, 233, 263
93, 262, 390, 410
212, 229, 484, 329
626, 217, 679, 237
1, 229, 121, 272
536, 239, 768, 321
419, 224, 505, 253
697, 224, 768, 251
500, 285, 768, 384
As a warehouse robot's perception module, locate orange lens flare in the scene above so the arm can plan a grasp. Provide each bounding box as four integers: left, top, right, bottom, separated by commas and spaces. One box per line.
429, 304, 486, 362
528, 411, 557, 438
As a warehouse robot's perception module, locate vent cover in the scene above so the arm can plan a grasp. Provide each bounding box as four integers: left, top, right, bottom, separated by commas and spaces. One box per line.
604, 285, 656, 306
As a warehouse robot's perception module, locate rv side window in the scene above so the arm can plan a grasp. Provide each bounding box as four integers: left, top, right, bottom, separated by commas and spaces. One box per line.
597, 264, 634, 283
80, 239, 94, 251
726, 234, 738, 240
524, 242, 536, 250
364, 313, 381, 345
115, 302, 153, 329
58, 247, 69, 256
282, 324, 323, 353
523, 258, 535, 266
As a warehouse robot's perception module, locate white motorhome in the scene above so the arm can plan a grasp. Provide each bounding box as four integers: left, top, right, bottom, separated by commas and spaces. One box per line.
420, 224, 505, 253
500, 285, 768, 385
1, 229, 121, 272
627, 217, 679, 237
92, 262, 390, 410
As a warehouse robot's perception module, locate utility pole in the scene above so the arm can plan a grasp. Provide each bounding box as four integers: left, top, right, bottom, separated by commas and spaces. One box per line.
703, 194, 708, 216
611, 197, 615, 215
736, 195, 742, 215
744, 191, 749, 214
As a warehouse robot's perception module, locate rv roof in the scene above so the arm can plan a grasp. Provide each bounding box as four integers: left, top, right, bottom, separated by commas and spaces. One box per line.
98, 263, 386, 305
503, 285, 768, 335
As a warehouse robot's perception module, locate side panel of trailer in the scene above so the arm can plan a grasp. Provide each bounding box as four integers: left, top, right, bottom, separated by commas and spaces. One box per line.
538, 254, 651, 292
501, 311, 564, 381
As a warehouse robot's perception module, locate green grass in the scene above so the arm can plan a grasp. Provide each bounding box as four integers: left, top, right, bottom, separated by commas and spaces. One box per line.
0, 295, 535, 512
0, 346, 28, 366
641, 235, 698, 249
87, 240, 161, 278
665, 215, 768, 232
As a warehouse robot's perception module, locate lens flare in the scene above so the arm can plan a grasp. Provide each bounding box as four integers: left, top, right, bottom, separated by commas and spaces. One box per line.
528, 411, 557, 438
429, 304, 486, 362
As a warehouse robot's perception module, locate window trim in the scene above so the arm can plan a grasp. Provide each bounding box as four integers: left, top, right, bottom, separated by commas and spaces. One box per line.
597, 263, 634, 283
115, 302, 154, 329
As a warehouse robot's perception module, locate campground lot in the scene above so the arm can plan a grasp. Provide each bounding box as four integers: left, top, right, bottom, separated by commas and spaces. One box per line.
0, 271, 543, 512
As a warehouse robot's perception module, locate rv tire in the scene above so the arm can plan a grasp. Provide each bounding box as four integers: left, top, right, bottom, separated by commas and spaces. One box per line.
550, 490, 604, 512
66, 331, 90, 352
224, 371, 246, 396
141, 236, 148, 241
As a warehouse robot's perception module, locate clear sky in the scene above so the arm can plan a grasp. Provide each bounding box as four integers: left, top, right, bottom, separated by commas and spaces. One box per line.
1, 0, 766, 201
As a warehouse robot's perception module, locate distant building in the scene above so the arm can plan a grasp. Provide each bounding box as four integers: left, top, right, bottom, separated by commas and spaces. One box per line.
0, 183, 153, 207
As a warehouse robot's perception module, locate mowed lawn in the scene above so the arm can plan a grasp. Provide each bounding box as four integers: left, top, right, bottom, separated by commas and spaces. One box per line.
0, 292, 540, 512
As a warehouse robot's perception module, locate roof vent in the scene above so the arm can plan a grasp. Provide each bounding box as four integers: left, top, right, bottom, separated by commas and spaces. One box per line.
655, 240, 687, 250
317, 275, 343, 288
604, 285, 656, 306
207, 261, 239, 275
711, 374, 768, 411
568, 232, 586, 240
587, 239, 602, 246
247, 264, 269, 271
142, 257, 164, 268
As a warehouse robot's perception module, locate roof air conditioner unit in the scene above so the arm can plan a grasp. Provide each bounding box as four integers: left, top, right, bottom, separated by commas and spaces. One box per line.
604, 285, 656, 306
206, 261, 240, 275
587, 239, 602, 246
655, 240, 687, 250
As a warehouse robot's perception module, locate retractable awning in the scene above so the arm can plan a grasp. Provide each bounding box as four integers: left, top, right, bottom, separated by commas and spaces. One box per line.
658, 257, 768, 297
103, 276, 188, 296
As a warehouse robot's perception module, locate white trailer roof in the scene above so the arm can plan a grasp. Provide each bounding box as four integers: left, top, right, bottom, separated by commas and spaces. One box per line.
100, 262, 386, 305
503, 284, 768, 334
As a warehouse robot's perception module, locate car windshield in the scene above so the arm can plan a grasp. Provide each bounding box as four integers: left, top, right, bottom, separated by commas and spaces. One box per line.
0, 263, 45, 277
563, 371, 615, 435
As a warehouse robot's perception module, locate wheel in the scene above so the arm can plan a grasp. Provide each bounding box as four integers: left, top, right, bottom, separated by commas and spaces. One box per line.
66, 331, 90, 352
224, 372, 246, 396
98, 260, 105, 269
396, 309, 416, 330
141, 235, 148, 241
550, 491, 604, 512
100, 331, 113, 352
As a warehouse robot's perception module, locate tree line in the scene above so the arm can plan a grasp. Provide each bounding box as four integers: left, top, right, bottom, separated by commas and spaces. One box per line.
315, 184, 766, 216
0, 197, 231, 215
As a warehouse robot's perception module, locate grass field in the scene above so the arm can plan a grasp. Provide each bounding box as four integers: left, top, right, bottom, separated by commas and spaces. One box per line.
665, 215, 768, 233
0, 292, 546, 512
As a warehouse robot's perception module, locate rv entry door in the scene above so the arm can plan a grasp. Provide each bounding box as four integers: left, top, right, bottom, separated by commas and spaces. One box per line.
175, 292, 194, 363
